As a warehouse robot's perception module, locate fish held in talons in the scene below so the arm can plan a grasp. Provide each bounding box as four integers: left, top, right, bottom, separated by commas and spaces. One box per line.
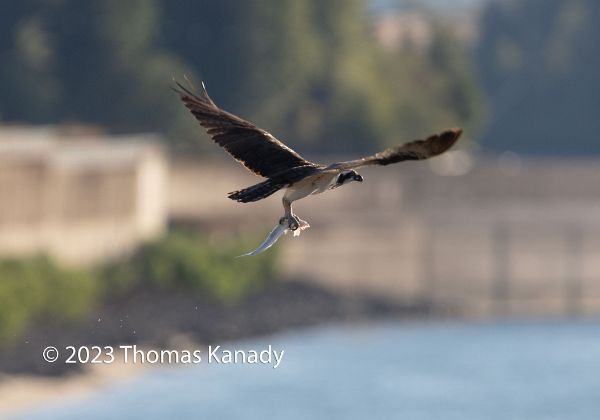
237, 217, 310, 257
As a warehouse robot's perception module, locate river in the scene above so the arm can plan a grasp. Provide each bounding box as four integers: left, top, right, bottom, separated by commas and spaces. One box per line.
18, 320, 600, 420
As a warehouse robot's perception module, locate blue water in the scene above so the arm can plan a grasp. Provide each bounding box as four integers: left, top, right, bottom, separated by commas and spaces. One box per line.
17, 320, 600, 420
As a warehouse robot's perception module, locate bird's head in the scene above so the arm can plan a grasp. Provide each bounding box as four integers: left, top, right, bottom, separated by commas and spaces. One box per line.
337, 170, 363, 186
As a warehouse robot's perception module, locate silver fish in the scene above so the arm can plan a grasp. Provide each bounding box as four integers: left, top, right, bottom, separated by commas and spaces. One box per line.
237, 218, 309, 257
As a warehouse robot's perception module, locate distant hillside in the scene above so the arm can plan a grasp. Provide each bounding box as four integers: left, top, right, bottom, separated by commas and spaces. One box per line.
476, 0, 600, 155
370, 0, 486, 15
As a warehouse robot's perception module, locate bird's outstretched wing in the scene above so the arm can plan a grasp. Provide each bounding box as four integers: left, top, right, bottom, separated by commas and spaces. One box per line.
325, 128, 463, 171
174, 81, 317, 178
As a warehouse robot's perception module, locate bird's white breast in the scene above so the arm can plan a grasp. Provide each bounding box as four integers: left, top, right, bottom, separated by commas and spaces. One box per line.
283, 172, 338, 202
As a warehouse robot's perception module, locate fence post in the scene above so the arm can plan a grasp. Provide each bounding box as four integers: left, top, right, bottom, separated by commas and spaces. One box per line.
565, 225, 583, 317
492, 223, 511, 316
420, 223, 436, 308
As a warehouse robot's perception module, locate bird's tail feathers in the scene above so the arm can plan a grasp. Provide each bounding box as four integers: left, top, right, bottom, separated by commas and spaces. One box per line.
228, 179, 282, 203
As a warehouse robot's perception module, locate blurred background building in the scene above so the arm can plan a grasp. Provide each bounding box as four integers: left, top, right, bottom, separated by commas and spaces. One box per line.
0, 127, 167, 264
173, 156, 600, 317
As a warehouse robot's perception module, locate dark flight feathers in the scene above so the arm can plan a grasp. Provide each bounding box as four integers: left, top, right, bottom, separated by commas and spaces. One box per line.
174, 81, 317, 178
326, 128, 463, 171
175, 80, 463, 203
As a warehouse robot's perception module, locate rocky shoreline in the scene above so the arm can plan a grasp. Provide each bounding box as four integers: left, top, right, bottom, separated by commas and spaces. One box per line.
0, 280, 433, 376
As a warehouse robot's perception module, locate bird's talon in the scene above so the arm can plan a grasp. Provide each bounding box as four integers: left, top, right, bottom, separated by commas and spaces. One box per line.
285, 214, 301, 231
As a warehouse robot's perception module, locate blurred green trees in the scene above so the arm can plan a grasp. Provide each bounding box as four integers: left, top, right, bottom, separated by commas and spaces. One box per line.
0, 0, 482, 153
0, 256, 98, 342
101, 229, 277, 302
0, 0, 188, 132
0, 230, 278, 343
476, 0, 600, 155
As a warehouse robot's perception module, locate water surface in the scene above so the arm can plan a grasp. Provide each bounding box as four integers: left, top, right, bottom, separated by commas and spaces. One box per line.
19, 320, 600, 420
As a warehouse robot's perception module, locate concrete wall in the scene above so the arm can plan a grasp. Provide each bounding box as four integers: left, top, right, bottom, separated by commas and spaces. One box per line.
2, 126, 598, 317
0, 127, 167, 265
169, 154, 600, 317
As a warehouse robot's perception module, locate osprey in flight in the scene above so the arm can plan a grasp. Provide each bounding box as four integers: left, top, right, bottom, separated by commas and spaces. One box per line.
175, 81, 462, 256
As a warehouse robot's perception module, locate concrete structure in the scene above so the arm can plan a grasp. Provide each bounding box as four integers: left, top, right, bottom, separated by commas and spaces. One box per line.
2, 125, 599, 317
169, 153, 600, 317
0, 127, 167, 265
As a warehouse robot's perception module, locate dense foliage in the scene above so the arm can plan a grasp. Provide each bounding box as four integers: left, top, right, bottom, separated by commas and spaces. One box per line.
0, 230, 278, 343
0, 0, 482, 154
101, 230, 277, 301
0, 256, 98, 342
476, 0, 600, 155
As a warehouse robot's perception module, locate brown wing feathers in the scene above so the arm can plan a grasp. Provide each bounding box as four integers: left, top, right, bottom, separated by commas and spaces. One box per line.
326, 128, 462, 171
174, 81, 316, 178
371, 128, 463, 166
176, 80, 462, 187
